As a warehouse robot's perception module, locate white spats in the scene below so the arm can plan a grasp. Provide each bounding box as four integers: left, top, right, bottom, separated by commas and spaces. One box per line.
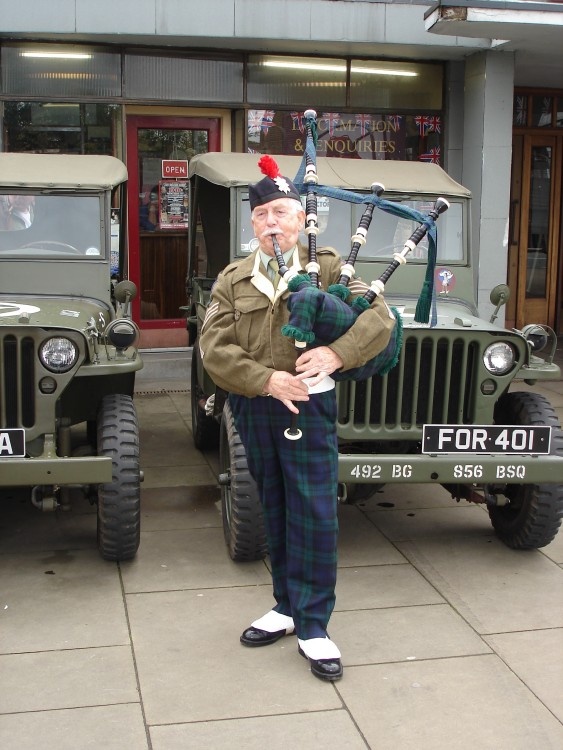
251, 610, 295, 633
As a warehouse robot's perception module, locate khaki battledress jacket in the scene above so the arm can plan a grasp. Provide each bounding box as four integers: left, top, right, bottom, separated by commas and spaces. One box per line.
199, 243, 397, 398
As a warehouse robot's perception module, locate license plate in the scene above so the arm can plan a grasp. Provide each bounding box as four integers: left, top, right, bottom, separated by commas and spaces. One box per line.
422, 424, 551, 455
0, 429, 25, 458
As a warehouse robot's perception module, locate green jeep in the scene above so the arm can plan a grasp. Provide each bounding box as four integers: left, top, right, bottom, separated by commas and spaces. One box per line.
187, 152, 563, 561
0, 153, 142, 561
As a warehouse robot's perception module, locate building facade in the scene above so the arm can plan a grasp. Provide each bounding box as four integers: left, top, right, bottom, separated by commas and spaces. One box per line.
0, 0, 561, 348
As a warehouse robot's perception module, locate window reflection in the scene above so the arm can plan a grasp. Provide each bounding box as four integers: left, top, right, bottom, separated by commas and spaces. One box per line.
526, 147, 551, 298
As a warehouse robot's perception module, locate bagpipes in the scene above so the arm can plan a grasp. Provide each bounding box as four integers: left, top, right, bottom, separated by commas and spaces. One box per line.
265, 109, 449, 439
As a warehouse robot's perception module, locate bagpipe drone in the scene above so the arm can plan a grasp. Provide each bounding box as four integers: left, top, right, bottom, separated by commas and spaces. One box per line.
261, 109, 449, 438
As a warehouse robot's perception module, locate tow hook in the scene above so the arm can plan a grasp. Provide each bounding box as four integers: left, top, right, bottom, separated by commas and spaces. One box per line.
484, 486, 510, 507
31, 486, 59, 512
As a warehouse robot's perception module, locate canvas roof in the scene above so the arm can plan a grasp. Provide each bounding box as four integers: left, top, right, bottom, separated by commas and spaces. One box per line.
0, 153, 127, 190
189, 152, 471, 198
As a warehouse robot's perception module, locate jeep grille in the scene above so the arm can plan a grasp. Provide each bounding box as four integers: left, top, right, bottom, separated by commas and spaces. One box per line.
1, 333, 35, 428
337, 333, 482, 438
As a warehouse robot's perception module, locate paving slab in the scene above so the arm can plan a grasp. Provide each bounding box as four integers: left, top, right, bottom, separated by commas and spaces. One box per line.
338, 656, 563, 750
329, 604, 490, 666
0, 704, 148, 750
0, 549, 128, 653
366, 504, 493, 542
135, 391, 186, 415
359, 482, 471, 511
0, 645, 138, 714
541, 530, 563, 564
120, 527, 271, 593
139, 413, 200, 467
140, 484, 221, 531
335, 564, 444, 611
484, 628, 563, 722
126, 587, 342, 725
337, 504, 407, 566
0, 488, 96, 554
396, 536, 563, 633
150, 710, 366, 750
141, 463, 217, 488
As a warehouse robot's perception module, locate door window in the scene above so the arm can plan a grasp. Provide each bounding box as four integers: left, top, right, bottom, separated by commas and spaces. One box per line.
526, 146, 552, 299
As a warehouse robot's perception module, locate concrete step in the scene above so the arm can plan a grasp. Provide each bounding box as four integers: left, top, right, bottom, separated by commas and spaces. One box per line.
136, 348, 192, 390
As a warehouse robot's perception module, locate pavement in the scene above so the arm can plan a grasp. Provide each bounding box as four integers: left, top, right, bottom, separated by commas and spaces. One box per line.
1, 347, 563, 749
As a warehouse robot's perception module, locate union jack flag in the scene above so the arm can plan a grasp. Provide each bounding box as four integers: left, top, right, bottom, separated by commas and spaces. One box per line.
514, 95, 527, 126
290, 111, 305, 133
419, 147, 441, 165
321, 112, 342, 137
355, 114, 372, 136
260, 109, 276, 132
414, 115, 432, 135
247, 110, 264, 134
427, 115, 441, 133
386, 115, 403, 129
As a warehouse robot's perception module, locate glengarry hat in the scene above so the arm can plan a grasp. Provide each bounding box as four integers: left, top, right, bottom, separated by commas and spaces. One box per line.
249, 155, 301, 210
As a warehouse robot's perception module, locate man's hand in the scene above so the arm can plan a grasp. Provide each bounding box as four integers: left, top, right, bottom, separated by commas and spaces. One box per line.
263, 371, 310, 414
295, 346, 343, 387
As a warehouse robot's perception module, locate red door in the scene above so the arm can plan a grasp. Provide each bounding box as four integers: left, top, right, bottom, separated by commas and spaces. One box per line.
126, 116, 221, 344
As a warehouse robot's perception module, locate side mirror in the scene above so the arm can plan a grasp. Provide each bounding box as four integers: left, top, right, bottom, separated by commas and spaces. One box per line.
114, 279, 137, 303
489, 284, 510, 324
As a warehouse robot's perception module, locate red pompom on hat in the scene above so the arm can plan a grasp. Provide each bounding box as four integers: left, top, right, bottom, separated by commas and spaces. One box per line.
249, 155, 301, 210
258, 154, 281, 179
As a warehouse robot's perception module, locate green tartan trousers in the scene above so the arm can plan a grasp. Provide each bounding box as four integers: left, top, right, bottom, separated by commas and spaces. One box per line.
229, 390, 339, 640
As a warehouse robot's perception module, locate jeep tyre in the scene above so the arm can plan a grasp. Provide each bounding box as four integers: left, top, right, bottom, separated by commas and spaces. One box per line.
219, 401, 267, 562
490, 391, 563, 549
191, 345, 220, 451
96, 394, 141, 561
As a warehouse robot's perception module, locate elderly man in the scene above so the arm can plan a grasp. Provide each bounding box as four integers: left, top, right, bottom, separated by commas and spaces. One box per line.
199, 156, 396, 681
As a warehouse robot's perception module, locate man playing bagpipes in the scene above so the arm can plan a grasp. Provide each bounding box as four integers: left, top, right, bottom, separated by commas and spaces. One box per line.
199, 155, 397, 682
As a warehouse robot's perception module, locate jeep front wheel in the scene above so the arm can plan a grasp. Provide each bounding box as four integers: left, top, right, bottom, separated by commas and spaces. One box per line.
219, 401, 267, 562
489, 391, 563, 549
96, 394, 141, 561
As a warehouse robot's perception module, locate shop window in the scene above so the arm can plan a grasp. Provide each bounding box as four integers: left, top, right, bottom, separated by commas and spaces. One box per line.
531, 95, 553, 128
125, 52, 243, 102
247, 56, 347, 108
514, 94, 528, 127
350, 60, 442, 110
247, 110, 442, 164
3, 102, 118, 154
556, 97, 563, 128
2, 44, 121, 98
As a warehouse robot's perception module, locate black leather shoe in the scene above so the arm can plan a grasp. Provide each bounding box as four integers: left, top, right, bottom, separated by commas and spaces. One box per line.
240, 626, 294, 647
298, 646, 343, 681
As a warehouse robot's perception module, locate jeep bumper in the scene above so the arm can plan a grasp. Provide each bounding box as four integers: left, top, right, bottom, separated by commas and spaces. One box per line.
338, 453, 563, 484
0, 455, 112, 486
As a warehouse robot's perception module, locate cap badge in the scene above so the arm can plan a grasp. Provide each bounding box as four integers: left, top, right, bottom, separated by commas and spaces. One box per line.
273, 175, 291, 194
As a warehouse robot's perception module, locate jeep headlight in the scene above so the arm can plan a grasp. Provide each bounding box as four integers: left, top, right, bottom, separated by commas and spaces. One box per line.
483, 342, 515, 375
39, 337, 78, 373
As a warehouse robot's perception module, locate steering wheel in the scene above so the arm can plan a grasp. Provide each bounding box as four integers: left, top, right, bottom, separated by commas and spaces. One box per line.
19, 240, 82, 255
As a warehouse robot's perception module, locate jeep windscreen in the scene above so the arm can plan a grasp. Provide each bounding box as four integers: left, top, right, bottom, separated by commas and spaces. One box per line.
0, 192, 103, 258
238, 193, 464, 264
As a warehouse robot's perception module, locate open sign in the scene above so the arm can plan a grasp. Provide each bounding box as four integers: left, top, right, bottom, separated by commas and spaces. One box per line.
162, 160, 188, 178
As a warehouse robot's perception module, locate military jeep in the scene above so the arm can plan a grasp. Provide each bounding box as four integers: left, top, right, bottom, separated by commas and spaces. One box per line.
0, 153, 142, 561
187, 152, 563, 561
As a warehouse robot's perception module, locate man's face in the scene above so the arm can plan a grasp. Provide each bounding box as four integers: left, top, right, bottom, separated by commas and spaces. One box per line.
251, 197, 304, 255
8, 195, 35, 213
